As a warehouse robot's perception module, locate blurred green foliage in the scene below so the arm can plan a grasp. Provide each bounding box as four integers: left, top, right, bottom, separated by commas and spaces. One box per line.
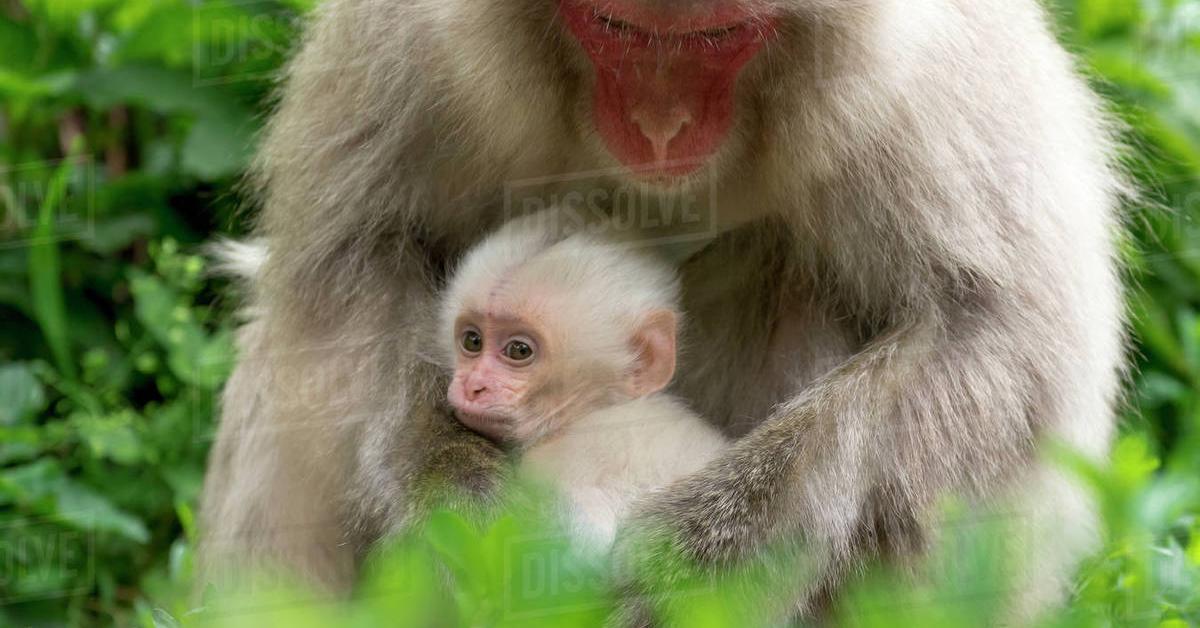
0, 0, 302, 622
0, 0, 1198, 625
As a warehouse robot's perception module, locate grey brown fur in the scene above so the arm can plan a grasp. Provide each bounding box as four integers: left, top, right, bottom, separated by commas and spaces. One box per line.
199, 0, 1127, 621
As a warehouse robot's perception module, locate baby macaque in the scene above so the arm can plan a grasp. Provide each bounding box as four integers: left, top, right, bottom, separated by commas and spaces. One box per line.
439, 218, 728, 549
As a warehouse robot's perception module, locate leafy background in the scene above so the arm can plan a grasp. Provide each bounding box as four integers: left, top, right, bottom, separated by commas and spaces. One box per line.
0, 0, 1198, 625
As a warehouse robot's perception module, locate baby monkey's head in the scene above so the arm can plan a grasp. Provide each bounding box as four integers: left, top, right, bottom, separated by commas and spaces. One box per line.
440, 222, 681, 444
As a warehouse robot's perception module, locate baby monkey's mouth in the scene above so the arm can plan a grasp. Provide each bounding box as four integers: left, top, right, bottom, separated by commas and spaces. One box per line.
453, 409, 512, 441
455, 410, 503, 422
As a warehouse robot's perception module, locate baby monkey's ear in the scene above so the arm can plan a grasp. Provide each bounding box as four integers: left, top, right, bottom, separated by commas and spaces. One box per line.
627, 309, 678, 398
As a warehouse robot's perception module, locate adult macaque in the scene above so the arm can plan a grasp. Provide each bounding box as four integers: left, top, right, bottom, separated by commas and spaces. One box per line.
439, 217, 728, 549
200, 0, 1125, 621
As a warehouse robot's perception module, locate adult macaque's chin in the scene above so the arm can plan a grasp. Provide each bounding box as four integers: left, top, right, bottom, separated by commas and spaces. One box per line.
558, 0, 777, 179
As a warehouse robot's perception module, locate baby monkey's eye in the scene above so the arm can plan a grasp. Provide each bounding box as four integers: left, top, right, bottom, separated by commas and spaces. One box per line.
461, 329, 483, 354
503, 340, 534, 363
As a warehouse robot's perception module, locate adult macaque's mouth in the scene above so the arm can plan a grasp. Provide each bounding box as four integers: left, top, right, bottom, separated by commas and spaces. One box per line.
591, 9, 748, 43
568, 0, 767, 38
557, 0, 781, 75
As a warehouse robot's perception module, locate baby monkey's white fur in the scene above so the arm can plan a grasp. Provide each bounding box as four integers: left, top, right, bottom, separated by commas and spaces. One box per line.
439, 217, 728, 549
525, 397, 727, 549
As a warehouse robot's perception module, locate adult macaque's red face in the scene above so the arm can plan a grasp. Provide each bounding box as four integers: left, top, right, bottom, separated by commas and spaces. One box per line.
558, 0, 777, 179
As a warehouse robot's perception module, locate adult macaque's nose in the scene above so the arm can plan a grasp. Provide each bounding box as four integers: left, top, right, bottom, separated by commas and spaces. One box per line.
631, 105, 691, 163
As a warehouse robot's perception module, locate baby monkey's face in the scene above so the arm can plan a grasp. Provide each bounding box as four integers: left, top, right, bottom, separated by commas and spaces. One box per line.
447, 311, 586, 443
444, 283, 678, 445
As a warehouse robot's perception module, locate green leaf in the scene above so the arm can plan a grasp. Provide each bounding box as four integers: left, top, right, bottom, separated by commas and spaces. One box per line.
1086, 47, 1172, 98
0, 459, 150, 543
27, 146, 81, 381
181, 111, 256, 179
1131, 290, 1191, 378
1112, 435, 1161, 487
0, 362, 48, 425
0, 426, 43, 465
74, 65, 257, 178
76, 65, 253, 122
79, 213, 158, 254
1076, 0, 1141, 39
71, 410, 145, 465
128, 268, 234, 389
150, 607, 182, 628
1188, 524, 1200, 566
112, 3, 195, 67
424, 510, 488, 585
0, 15, 40, 73
0, 458, 64, 504
54, 481, 151, 543
1137, 371, 1189, 406
0, 68, 77, 99
22, 0, 120, 29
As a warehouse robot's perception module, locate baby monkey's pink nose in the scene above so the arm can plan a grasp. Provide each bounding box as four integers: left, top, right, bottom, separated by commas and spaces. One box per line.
462, 373, 490, 402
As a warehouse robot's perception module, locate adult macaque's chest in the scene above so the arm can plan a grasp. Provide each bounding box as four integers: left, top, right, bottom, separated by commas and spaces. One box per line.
670, 223, 859, 437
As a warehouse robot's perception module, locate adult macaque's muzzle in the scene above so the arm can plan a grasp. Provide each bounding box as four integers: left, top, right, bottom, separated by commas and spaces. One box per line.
558, 0, 777, 178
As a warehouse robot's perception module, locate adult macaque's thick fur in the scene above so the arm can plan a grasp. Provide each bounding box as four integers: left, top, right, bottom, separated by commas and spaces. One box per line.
199, 0, 1126, 620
